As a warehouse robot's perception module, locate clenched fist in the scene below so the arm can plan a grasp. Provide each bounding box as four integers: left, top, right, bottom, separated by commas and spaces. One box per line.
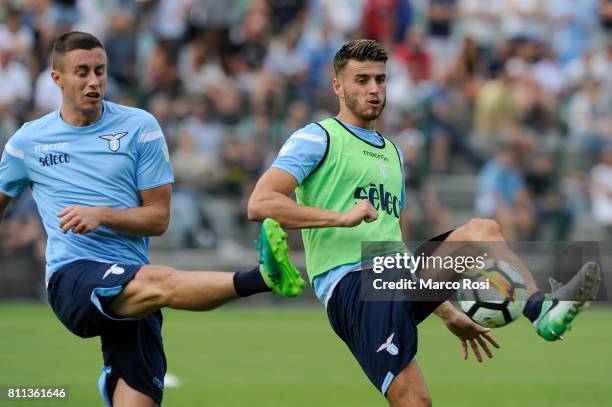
340, 200, 379, 227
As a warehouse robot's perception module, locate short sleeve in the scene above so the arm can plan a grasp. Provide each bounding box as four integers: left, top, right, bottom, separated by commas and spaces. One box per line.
271, 123, 328, 184
0, 133, 30, 197
136, 114, 174, 190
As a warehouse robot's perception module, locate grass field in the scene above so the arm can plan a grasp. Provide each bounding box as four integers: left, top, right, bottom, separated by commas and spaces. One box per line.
0, 303, 610, 406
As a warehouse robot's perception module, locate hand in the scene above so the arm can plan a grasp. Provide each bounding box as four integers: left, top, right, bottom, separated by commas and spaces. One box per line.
442, 310, 500, 362
340, 200, 378, 227
58, 205, 105, 234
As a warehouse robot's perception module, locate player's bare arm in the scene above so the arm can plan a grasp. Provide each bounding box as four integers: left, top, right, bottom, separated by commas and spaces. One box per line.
248, 168, 378, 229
58, 184, 171, 236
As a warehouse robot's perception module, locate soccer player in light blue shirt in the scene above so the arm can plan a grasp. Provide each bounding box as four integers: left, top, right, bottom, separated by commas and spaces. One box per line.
2, 89, 174, 285
0, 31, 304, 407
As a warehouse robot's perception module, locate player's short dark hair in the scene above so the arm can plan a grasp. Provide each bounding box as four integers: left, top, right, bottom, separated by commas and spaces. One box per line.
52, 31, 105, 71
333, 39, 388, 75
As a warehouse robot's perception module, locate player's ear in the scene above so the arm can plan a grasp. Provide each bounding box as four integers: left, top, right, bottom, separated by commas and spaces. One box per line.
50, 69, 64, 89
332, 77, 343, 98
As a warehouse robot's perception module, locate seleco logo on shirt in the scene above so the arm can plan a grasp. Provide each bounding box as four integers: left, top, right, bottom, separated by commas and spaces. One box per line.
39, 153, 71, 167
353, 183, 401, 218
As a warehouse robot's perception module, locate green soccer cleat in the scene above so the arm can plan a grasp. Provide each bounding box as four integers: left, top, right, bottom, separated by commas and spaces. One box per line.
256, 218, 306, 297
534, 261, 602, 341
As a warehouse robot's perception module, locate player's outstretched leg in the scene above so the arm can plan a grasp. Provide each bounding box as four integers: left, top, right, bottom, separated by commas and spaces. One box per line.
257, 218, 306, 297
420, 219, 602, 341
530, 261, 602, 341
108, 218, 304, 318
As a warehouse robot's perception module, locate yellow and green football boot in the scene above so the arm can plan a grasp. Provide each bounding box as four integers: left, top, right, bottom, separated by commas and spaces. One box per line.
257, 218, 306, 297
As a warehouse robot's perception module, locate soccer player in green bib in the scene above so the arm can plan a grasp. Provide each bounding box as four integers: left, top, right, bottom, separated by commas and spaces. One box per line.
248, 40, 601, 406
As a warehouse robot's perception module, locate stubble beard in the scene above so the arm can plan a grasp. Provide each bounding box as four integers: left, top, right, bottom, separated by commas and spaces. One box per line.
344, 90, 385, 122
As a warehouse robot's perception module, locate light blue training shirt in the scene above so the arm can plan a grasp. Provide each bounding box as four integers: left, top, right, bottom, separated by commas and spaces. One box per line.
271, 120, 406, 307
0, 101, 174, 285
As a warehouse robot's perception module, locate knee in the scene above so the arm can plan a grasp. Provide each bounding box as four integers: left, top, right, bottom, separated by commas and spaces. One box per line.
389, 391, 432, 407
419, 394, 433, 407
462, 217, 503, 241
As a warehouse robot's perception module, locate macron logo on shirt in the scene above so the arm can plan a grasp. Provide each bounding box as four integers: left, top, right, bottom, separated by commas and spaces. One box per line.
103, 264, 125, 279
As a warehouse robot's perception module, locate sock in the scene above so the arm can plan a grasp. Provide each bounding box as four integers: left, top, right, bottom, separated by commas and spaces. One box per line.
523, 291, 545, 322
233, 266, 271, 297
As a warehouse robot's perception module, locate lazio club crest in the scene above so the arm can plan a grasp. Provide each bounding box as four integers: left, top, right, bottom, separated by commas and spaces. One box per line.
377, 332, 399, 356
99, 132, 128, 152
379, 164, 388, 179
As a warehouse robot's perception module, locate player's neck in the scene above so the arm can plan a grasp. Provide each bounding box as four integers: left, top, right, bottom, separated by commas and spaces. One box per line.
335, 111, 376, 130
60, 105, 103, 127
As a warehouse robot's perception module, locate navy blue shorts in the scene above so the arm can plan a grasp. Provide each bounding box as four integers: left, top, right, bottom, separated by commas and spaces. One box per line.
326, 231, 454, 396
327, 269, 419, 396
47, 260, 166, 406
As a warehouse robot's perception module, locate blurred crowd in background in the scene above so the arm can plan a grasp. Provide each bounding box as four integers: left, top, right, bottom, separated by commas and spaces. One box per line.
1, 0, 611, 266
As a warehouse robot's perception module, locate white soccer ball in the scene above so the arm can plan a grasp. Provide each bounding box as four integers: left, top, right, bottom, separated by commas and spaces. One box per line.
457, 259, 528, 328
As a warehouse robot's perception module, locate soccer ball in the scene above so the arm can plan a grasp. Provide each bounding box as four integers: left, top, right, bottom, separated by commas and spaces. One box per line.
457, 259, 528, 328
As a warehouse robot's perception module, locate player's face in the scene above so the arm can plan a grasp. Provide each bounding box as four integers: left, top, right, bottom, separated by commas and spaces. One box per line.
334, 59, 386, 124
53, 47, 107, 116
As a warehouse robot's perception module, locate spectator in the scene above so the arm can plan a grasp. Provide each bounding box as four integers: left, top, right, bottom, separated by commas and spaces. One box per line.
154, 0, 194, 41
179, 96, 225, 161
33, 65, 62, 114
532, 45, 566, 96
601, 0, 612, 34
297, 19, 344, 100
547, 0, 599, 65
0, 6, 34, 61
263, 25, 309, 100
476, 142, 534, 240
394, 113, 451, 241
394, 25, 433, 84
426, 70, 483, 172
363, 0, 413, 43
427, 0, 458, 74
506, 48, 558, 134
318, 0, 366, 37
525, 153, 574, 240
144, 39, 181, 96
47, 0, 79, 27
564, 49, 598, 90
591, 40, 612, 94
268, 0, 308, 34
105, 11, 137, 86
453, 36, 490, 81
501, 0, 549, 42
568, 79, 612, 153
168, 128, 223, 249
458, 0, 503, 50
147, 93, 181, 151
178, 32, 223, 95
188, 0, 241, 30
0, 43, 31, 113
590, 147, 612, 238
473, 64, 516, 138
